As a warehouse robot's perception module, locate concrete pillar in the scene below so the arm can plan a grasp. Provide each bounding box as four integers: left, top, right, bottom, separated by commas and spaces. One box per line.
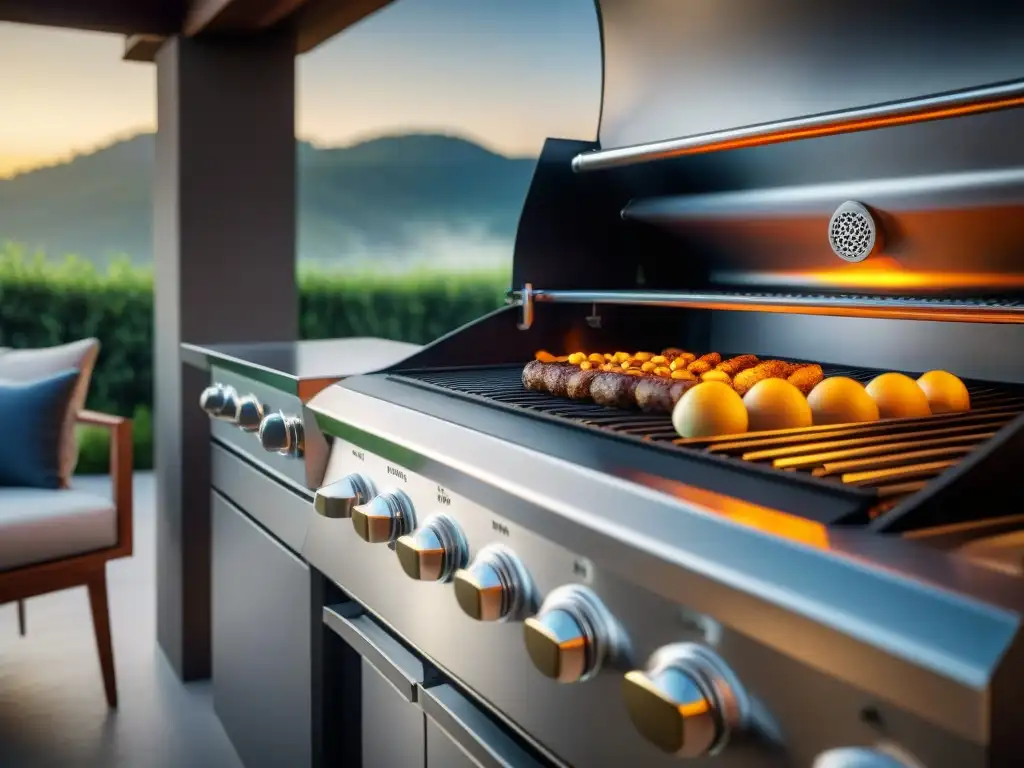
154, 32, 298, 681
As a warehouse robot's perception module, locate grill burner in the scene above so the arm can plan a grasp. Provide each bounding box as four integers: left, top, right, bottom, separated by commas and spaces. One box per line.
393, 364, 1024, 516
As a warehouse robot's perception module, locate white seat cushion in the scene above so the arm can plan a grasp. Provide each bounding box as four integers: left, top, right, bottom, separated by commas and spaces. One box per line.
0, 488, 117, 571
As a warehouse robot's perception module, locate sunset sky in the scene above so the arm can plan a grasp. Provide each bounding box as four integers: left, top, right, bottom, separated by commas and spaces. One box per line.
0, 0, 602, 179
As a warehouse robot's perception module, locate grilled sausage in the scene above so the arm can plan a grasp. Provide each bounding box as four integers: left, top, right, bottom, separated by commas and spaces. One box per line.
687, 352, 723, 375
716, 354, 759, 376
542, 363, 574, 398
522, 360, 547, 391
787, 364, 824, 395
566, 367, 601, 399
590, 372, 642, 409
635, 377, 699, 413
732, 360, 799, 396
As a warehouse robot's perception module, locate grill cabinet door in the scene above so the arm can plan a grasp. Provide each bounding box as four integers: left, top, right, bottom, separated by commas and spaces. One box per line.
422, 684, 546, 768
211, 491, 311, 768
362, 659, 426, 768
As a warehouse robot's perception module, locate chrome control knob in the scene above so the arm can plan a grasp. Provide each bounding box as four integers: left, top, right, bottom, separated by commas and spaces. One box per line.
351, 489, 415, 544
622, 644, 747, 759
314, 474, 376, 519
452, 545, 532, 622
523, 585, 618, 683
258, 412, 304, 457
813, 748, 917, 768
235, 395, 266, 433
395, 514, 468, 582
200, 383, 239, 421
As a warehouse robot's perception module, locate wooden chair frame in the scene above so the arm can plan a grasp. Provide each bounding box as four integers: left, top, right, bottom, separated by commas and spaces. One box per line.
0, 410, 133, 708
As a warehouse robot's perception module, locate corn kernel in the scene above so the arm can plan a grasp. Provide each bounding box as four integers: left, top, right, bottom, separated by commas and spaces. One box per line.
640, 361, 657, 372
568, 352, 587, 365
633, 352, 653, 362
650, 355, 667, 364
588, 353, 604, 363
671, 370, 692, 380
579, 361, 592, 370
625, 369, 644, 376
654, 367, 671, 377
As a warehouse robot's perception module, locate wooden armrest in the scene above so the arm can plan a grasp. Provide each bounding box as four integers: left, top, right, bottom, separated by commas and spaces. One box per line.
76, 410, 134, 558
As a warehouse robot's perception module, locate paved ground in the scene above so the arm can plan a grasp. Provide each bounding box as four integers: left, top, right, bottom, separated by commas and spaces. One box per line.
0, 473, 243, 768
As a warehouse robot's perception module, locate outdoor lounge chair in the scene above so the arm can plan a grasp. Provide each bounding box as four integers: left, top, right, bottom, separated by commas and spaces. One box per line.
0, 339, 133, 708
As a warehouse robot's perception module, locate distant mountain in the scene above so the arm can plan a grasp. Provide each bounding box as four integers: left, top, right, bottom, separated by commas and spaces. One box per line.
0, 133, 538, 269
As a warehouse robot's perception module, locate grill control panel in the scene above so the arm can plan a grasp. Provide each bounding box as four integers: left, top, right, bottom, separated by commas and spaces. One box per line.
310, 440, 762, 763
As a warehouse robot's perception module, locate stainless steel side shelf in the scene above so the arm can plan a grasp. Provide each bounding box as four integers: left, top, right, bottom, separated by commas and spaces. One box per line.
507, 287, 1024, 329
571, 78, 1024, 173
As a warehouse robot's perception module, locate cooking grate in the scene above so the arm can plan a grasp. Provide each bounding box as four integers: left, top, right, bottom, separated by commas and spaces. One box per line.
393, 364, 1024, 512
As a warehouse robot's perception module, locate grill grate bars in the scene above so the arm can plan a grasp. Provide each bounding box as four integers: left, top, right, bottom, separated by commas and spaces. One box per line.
394, 364, 1024, 511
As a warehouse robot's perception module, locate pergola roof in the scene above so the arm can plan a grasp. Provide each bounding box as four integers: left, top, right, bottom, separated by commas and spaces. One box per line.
1, 0, 393, 60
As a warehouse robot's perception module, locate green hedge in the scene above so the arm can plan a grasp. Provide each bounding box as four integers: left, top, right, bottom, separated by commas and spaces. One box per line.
0, 243, 508, 474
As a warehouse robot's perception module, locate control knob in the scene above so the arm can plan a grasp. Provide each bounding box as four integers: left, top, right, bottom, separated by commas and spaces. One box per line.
395, 514, 468, 582
813, 748, 920, 768
199, 383, 239, 421
258, 412, 304, 457
314, 474, 376, 519
452, 545, 532, 622
235, 395, 266, 433
350, 489, 415, 544
622, 644, 747, 759
523, 585, 620, 684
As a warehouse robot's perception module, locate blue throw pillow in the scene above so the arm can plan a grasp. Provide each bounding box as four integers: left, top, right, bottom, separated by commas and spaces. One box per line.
0, 368, 81, 489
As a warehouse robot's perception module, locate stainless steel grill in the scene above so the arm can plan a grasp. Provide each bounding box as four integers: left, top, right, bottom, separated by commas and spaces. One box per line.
394, 364, 1024, 515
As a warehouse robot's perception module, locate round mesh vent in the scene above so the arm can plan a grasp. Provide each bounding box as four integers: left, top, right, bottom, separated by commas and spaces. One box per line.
828, 201, 878, 263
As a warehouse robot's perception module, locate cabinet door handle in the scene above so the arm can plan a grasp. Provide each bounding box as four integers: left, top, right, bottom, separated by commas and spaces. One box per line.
419, 684, 542, 768
324, 603, 424, 702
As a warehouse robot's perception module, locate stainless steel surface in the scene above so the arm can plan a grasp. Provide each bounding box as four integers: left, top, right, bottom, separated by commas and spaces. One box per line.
595, 1, 1024, 153
305, 383, 1022, 766
235, 394, 265, 433
208, 366, 329, 490
395, 513, 469, 583
360, 659, 425, 768
507, 289, 1024, 324
619, 165, 1024, 296
182, 337, 422, 401
350, 488, 415, 545
622, 644, 750, 759
314, 473, 376, 520
323, 604, 425, 702
211, 492, 311, 768
453, 545, 536, 623
258, 412, 304, 458
210, 444, 313, 554
574, 78, 1024, 172
420, 684, 546, 768
522, 585, 625, 684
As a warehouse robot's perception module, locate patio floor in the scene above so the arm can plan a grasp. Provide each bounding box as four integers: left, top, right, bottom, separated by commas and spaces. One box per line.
0, 473, 243, 768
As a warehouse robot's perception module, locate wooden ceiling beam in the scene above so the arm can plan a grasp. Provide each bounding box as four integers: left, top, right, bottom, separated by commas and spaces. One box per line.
0, 0, 182, 36
183, 0, 310, 36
